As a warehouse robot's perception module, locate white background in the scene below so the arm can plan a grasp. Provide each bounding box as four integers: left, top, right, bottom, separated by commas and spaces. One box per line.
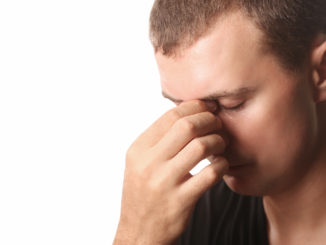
0, 1, 208, 244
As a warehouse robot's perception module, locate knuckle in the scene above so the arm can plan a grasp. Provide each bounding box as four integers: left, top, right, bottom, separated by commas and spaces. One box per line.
133, 159, 153, 180
192, 138, 208, 155
178, 118, 196, 135
167, 109, 181, 122
147, 176, 165, 194
125, 145, 137, 164
125, 145, 152, 173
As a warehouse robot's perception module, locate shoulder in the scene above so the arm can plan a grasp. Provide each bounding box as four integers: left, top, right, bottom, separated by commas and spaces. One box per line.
174, 180, 267, 245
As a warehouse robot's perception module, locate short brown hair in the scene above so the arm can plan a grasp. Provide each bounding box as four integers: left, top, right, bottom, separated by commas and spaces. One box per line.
149, 0, 326, 72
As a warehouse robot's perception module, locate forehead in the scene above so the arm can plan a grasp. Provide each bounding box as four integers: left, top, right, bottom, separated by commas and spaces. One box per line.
155, 11, 266, 101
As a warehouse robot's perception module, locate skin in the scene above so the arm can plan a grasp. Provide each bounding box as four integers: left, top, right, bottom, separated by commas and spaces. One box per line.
114, 10, 326, 245
157, 11, 322, 197
114, 100, 228, 245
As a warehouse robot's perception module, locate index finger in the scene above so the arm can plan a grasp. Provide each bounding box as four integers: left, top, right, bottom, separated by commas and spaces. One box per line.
135, 100, 218, 148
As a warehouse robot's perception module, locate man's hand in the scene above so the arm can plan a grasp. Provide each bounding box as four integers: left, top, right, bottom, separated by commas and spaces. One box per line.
113, 100, 229, 245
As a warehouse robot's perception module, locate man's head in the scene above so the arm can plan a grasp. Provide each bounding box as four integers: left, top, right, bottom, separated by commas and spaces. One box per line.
150, 0, 326, 73
150, 0, 326, 196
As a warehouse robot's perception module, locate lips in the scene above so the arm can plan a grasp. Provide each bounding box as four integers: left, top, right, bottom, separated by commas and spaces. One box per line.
229, 164, 244, 167
228, 164, 247, 169
225, 163, 251, 176
225, 157, 249, 168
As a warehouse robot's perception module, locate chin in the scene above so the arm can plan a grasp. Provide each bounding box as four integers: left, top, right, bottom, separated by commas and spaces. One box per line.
223, 174, 265, 197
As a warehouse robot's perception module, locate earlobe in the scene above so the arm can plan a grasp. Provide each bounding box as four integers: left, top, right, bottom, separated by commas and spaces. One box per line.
311, 36, 326, 103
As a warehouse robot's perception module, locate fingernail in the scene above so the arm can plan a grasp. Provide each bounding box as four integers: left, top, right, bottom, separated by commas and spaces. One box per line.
206, 101, 217, 112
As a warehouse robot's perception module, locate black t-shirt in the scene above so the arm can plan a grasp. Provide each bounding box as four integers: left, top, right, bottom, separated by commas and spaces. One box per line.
174, 180, 269, 245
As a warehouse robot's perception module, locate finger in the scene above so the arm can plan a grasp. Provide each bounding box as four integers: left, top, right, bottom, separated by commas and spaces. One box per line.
153, 112, 222, 160
179, 157, 228, 205
169, 134, 226, 181
134, 100, 217, 148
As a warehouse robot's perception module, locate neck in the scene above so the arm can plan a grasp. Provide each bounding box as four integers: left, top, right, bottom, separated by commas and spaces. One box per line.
263, 103, 326, 245
263, 155, 326, 243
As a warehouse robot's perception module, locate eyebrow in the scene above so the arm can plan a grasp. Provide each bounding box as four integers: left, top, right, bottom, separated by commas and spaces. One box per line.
162, 86, 257, 103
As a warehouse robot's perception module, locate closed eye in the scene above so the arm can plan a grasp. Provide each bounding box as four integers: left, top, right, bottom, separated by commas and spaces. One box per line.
219, 101, 245, 111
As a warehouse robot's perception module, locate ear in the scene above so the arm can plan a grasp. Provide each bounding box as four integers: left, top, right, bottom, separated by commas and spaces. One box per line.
311, 34, 326, 103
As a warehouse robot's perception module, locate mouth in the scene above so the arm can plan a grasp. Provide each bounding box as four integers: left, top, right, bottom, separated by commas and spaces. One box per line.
226, 163, 250, 175
229, 164, 246, 169
224, 151, 252, 168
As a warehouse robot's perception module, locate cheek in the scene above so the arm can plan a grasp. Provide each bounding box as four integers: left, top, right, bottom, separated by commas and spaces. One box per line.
251, 108, 311, 165
220, 85, 317, 167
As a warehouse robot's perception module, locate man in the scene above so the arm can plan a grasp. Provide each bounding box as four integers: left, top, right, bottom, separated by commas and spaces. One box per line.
114, 0, 326, 244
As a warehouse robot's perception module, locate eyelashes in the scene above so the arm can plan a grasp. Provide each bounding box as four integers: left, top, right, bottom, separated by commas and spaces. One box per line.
219, 101, 245, 111
173, 100, 246, 112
